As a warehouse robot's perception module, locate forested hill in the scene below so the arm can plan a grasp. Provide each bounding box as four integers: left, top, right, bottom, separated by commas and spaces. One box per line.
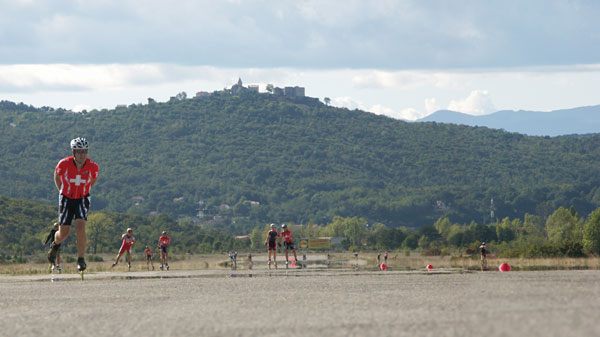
1, 94, 600, 229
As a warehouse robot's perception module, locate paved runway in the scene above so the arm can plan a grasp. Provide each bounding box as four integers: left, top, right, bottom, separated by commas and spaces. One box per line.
1, 269, 599, 337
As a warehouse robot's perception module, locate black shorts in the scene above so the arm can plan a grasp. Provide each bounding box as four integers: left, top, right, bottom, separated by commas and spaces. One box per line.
146, 255, 152, 260
284, 242, 295, 250
160, 246, 168, 253
268, 241, 276, 250
58, 194, 90, 226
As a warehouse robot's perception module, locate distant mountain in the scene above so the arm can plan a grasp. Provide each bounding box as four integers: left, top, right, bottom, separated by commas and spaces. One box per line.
416, 105, 600, 136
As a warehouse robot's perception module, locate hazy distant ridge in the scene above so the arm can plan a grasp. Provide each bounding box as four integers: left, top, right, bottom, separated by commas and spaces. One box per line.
416, 105, 600, 136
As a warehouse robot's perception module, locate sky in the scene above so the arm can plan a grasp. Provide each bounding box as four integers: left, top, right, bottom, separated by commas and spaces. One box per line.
1, 0, 599, 120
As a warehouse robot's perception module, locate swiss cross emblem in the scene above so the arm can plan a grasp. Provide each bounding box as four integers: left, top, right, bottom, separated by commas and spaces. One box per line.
69, 175, 86, 186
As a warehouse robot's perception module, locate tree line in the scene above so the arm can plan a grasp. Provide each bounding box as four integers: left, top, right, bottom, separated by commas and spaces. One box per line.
2, 196, 599, 263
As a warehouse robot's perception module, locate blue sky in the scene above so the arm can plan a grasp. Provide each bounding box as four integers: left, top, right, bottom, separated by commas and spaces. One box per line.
1, 0, 599, 120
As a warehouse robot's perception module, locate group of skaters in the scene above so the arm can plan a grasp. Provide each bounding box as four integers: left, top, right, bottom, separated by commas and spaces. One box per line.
265, 223, 301, 270
109, 229, 172, 271
45, 225, 172, 272
376, 252, 389, 269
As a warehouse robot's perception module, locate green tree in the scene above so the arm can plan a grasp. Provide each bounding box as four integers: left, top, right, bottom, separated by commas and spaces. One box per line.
583, 208, 600, 255
87, 212, 114, 254
249, 226, 264, 249
344, 217, 368, 246
324, 97, 331, 105
433, 217, 451, 239
523, 213, 545, 237
545, 207, 583, 244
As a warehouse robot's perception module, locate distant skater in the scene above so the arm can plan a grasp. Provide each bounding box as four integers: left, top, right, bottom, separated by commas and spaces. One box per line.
479, 242, 488, 271
384, 252, 388, 263
44, 223, 62, 273
158, 231, 171, 270
48, 137, 99, 273
377, 253, 381, 266
265, 223, 279, 270
247, 253, 253, 270
145, 245, 154, 271
279, 224, 299, 268
229, 250, 238, 269
111, 228, 136, 270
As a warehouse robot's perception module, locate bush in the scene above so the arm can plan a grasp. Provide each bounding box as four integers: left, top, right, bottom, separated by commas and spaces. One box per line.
464, 247, 477, 256
87, 255, 104, 262
423, 247, 442, 256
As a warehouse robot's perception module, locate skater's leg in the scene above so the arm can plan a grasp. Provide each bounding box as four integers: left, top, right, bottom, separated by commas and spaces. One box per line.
74, 219, 86, 259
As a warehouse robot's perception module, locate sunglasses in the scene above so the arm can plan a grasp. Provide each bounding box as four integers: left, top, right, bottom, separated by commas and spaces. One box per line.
74, 149, 88, 154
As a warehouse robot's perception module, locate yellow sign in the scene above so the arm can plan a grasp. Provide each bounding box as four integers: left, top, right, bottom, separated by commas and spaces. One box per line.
300, 239, 309, 249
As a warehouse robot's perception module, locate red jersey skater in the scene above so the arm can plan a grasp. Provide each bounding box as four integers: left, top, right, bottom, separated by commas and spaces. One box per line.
279, 224, 299, 268
158, 231, 171, 270
111, 228, 136, 270
48, 137, 99, 273
145, 246, 155, 271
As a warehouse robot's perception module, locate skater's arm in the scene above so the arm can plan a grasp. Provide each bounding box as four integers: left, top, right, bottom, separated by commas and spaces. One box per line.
44, 231, 53, 246
90, 176, 98, 188
53, 170, 62, 192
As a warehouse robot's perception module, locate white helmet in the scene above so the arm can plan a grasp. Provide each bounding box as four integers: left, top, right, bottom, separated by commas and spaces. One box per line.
281, 223, 287, 229
70, 137, 89, 150
270, 223, 276, 229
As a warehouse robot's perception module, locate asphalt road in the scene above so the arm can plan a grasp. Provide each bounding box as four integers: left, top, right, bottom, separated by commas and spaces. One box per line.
1, 269, 599, 337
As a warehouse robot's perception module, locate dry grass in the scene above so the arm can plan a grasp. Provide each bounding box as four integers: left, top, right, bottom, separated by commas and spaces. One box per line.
2, 251, 600, 275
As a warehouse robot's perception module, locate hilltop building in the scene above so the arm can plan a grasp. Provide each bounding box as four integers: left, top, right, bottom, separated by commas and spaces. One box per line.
229, 78, 306, 98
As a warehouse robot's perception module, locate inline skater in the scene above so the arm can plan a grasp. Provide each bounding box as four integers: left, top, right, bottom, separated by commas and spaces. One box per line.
49, 137, 99, 275
264, 223, 279, 270
279, 224, 299, 268
44, 223, 62, 273
145, 245, 155, 271
158, 231, 171, 270
247, 253, 253, 270
479, 242, 488, 271
111, 228, 136, 270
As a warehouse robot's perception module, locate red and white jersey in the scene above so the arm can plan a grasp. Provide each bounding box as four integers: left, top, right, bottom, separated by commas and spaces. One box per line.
159, 235, 171, 247
145, 248, 152, 256
55, 157, 99, 199
121, 234, 135, 248
280, 230, 293, 243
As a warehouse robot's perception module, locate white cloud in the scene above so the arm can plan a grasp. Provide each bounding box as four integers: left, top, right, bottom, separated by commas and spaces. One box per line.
331, 96, 366, 110
425, 98, 440, 114
72, 104, 93, 112
447, 90, 496, 115
396, 108, 426, 121
370, 104, 396, 116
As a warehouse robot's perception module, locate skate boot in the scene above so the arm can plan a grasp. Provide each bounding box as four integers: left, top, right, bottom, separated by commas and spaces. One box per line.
159, 264, 163, 270
268, 260, 272, 270
166, 263, 169, 271
77, 257, 87, 272
57, 265, 62, 274
47, 242, 60, 264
